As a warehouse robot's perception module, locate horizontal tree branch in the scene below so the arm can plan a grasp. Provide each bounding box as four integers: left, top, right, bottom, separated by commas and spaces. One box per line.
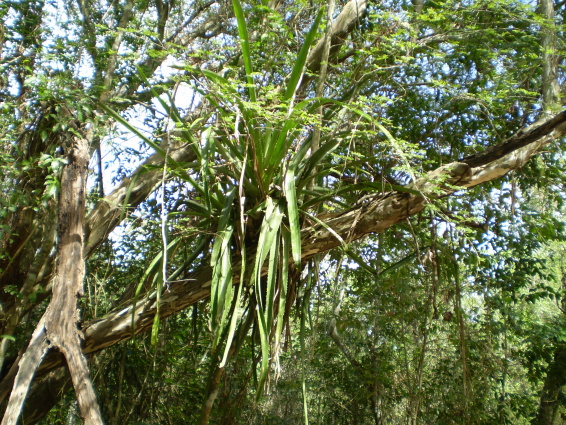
461, 110, 566, 168
82, 107, 566, 354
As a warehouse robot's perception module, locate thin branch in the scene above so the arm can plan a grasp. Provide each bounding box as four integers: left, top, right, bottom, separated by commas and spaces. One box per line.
99, 0, 136, 102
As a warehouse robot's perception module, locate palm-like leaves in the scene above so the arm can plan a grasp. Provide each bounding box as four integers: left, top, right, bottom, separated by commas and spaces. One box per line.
103, 1, 357, 397
203, 4, 326, 396
201, 3, 330, 396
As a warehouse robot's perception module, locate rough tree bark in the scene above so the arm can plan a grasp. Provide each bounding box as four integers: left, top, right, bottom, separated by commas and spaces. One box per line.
1, 134, 103, 425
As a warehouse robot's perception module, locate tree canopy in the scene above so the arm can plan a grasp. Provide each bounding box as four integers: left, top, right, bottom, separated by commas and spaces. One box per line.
1, 0, 566, 423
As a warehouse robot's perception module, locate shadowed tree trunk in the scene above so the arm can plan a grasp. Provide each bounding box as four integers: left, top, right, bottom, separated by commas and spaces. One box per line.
533, 347, 566, 425
1, 134, 103, 425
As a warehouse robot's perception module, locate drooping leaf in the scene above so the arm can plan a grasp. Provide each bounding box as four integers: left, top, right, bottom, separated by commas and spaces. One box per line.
210, 189, 236, 344
274, 229, 290, 350
253, 197, 285, 306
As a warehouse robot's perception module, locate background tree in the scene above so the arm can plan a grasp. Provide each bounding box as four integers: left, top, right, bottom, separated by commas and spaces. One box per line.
1, 0, 566, 423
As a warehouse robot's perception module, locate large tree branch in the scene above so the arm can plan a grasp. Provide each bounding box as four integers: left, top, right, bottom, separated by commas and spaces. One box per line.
85, 100, 566, 332
81, 109, 566, 354
306, 0, 367, 73
298, 0, 368, 93
84, 140, 197, 257
461, 110, 566, 168
85, 108, 566, 344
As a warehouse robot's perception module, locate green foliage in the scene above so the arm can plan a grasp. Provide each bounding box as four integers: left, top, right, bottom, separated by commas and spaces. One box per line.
2, 0, 566, 423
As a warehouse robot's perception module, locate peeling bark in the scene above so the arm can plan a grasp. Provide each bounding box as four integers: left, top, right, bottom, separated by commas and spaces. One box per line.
1, 135, 103, 425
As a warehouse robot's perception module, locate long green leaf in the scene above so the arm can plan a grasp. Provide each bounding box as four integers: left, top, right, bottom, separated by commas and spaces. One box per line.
290, 98, 370, 185
300, 265, 312, 424
210, 189, 236, 343
201, 127, 214, 213
298, 130, 343, 181
130, 237, 181, 334
100, 103, 166, 157
255, 301, 270, 401
201, 69, 238, 93
214, 250, 234, 349
300, 180, 422, 210
302, 210, 346, 246
376, 249, 425, 281
220, 227, 248, 367
215, 134, 245, 163
274, 229, 290, 350
168, 235, 211, 282
210, 222, 233, 307
219, 280, 244, 367
251, 201, 284, 398
260, 8, 324, 183
265, 230, 279, 327
268, 97, 335, 178
134, 238, 181, 300
283, 8, 324, 101
284, 164, 302, 265
220, 160, 252, 366
183, 199, 212, 217
100, 103, 208, 199
343, 248, 379, 276
232, 0, 256, 103
136, 67, 202, 160
253, 197, 285, 309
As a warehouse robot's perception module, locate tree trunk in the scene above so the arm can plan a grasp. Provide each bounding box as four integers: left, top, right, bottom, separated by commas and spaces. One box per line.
533, 2, 564, 423
539, 0, 560, 110
533, 347, 566, 425
1, 134, 103, 425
